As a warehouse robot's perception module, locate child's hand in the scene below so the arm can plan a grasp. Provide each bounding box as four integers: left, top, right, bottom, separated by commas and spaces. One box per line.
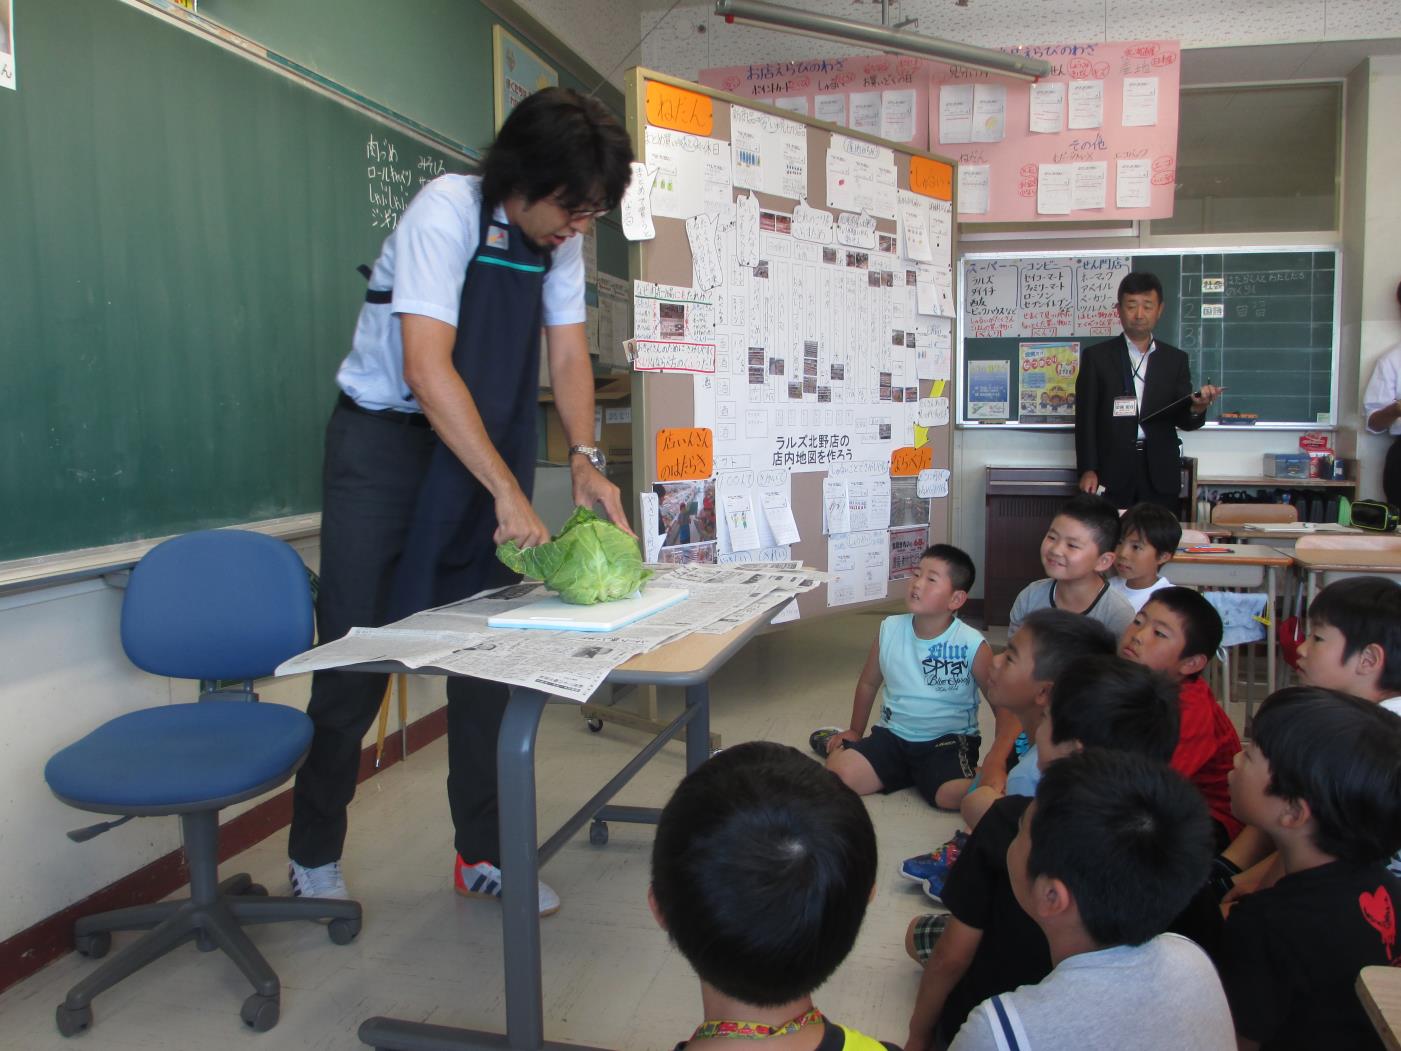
826, 729, 860, 754
978, 766, 1008, 796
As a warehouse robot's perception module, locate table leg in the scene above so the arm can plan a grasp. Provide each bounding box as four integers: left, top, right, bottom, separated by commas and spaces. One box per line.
685, 684, 711, 774
1266, 566, 1277, 698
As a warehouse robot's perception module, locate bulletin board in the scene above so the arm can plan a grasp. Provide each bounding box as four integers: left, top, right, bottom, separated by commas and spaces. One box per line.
957, 247, 1339, 428
626, 68, 958, 617
700, 39, 1181, 224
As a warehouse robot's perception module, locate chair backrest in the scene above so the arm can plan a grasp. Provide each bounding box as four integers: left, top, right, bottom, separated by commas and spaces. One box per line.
1211, 503, 1299, 525
120, 530, 314, 682
1295, 534, 1401, 552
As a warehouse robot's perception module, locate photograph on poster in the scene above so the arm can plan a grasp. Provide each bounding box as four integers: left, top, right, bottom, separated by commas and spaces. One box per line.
659, 541, 717, 565
654, 479, 718, 548
890, 478, 931, 528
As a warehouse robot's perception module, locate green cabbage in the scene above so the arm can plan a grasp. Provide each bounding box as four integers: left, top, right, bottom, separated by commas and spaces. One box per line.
496, 506, 651, 605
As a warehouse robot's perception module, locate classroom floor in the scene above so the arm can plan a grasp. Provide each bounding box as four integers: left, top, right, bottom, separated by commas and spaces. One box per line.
0, 607, 992, 1051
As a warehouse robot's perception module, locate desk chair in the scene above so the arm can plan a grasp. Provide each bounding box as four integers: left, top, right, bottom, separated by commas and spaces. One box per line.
44, 531, 361, 1037
1212, 503, 1299, 525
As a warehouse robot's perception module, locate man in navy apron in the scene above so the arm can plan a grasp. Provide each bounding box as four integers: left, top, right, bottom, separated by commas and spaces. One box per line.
287, 89, 633, 916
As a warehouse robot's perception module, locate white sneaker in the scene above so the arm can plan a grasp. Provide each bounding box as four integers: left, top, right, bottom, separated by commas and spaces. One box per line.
454, 855, 560, 916
288, 858, 349, 900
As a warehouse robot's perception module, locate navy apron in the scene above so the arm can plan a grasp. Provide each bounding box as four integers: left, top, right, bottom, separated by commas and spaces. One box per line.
388, 196, 550, 619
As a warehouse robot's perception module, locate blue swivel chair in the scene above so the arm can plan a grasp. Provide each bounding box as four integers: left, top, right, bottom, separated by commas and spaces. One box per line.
44, 530, 361, 1036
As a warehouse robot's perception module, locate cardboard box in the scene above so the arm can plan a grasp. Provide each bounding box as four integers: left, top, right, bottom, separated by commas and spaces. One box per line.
541, 377, 632, 464
1263, 453, 1310, 479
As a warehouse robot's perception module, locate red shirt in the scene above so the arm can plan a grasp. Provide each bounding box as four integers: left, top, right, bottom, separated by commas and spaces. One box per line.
1171, 677, 1243, 840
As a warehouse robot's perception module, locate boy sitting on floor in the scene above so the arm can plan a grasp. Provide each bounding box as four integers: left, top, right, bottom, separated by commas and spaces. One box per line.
898, 610, 1116, 903
948, 748, 1233, 1049
1109, 502, 1182, 613
902, 655, 1182, 1051
812, 544, 994, 812
1214, 575, 1401, 899
1220, 687, 1401, 1050
652, 741, 900, 1050
1119, 586, 1242, 849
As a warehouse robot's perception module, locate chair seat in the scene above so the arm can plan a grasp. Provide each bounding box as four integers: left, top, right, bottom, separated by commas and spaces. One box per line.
45, 702, 313, 811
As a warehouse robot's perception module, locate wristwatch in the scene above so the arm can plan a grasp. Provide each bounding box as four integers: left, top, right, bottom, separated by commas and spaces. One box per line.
569, 444, 606, 470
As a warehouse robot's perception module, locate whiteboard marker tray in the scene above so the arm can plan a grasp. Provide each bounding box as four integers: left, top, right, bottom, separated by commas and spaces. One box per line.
487, 587, 689, 632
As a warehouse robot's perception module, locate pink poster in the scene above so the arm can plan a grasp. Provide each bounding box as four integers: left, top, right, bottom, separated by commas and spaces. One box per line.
698, 54, 930, 151
700, 40, 1180, 224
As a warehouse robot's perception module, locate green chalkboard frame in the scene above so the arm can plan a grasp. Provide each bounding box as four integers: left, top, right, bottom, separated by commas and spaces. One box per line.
956, 246, 1340, 429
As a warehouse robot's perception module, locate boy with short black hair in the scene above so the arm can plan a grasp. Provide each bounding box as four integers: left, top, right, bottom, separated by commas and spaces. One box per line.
902, 656, 1181, 1051
948, 749, 1233, 1049
1007, 493, 1135, 641
1220, 687, 1401, 1050
814, 544, 993, 811
651, 741, 900, 1050
1217, 575, 1401, 896
1110, 502, 1182, 612
899, 611, 1116, 898
1120, 586, 1242, 847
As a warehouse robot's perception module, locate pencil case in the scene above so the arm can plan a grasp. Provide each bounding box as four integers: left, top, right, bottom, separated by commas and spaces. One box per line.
1349, 500, 1399, 532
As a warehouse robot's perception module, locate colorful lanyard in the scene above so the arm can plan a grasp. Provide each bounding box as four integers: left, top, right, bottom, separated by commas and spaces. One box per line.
691, 1008, 824, 1041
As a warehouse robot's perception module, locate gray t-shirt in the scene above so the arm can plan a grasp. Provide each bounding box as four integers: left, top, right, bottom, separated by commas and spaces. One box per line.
948, 934, 1235, 1050
1007, 578, 1135, 640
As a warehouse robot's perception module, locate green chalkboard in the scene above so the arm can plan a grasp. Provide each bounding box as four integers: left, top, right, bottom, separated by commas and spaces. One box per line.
957, 248, 1338, 427
0, 0, 475, 561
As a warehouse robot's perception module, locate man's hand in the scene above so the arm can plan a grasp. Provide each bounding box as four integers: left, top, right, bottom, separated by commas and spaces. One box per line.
1191, 383, 1224, 413
826, 729, 860, 754
571, 459, 634, 536
494, 487, 551, 548
1078, 470, 1099, 494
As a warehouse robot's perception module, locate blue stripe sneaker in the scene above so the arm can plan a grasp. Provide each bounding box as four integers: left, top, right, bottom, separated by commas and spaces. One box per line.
899, 829, 968, 884
454, 854, 560, 916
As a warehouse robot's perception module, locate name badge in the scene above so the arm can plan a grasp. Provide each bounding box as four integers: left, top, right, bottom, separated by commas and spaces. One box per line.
1113, 395, 1138, 418
486, 225, 510, 250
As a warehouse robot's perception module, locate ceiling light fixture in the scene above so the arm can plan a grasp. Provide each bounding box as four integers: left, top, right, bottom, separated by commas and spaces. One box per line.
714, 0, 1051, 81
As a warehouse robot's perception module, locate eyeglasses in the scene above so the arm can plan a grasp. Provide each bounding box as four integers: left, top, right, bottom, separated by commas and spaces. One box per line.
566, 205, 609, 221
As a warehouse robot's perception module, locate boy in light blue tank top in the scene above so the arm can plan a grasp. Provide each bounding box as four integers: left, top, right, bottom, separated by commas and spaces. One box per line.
820, 545, 992, 810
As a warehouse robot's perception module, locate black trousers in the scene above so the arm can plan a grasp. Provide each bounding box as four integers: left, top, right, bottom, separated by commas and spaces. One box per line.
1385, 437, 1401, 509
288, 403, 511, 868
1101, 445, 1179, 514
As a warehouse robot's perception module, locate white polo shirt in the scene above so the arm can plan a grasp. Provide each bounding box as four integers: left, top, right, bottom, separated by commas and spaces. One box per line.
336, 174, 586, 412
1363, 342, 1401, 436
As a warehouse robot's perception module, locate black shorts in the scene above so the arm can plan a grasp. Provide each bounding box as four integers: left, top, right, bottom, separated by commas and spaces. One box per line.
843, 725, 980, 807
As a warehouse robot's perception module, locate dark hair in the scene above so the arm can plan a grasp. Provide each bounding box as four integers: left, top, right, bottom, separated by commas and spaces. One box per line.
1019, 608, 1117, 683
1053, 493, 1122, 555
1117, 271, 1164, 304
1142, 587, 1223, 669
1251, 687, 1401, 864
480, 87, 633, 212
922, 543, 976, 594
650, 741, 878, 1006
1307, 576, 1401, 692
1027, 748, 1215, 946
1047, 655, 1179, 762
1119, 503, 1182, 558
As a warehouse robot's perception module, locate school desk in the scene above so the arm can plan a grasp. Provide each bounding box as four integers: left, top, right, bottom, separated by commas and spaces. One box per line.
355, 609, 780, 1051
1162, 544, 1293, 699
1358, 965, 1401, 1051
1288, 546, 1401, 608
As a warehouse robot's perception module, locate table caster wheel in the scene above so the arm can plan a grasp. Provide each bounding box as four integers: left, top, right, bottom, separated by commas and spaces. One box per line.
328, 916, 361, 945
75, 931, 111, 958
56, 1003, 93, 1037
241, 993, 279, 1031
243, 883, 269, 896
585, 717, 604, 733
589, 821, 609, 846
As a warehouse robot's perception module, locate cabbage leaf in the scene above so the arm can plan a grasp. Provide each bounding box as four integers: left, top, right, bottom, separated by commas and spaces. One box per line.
496, 506, 651, 605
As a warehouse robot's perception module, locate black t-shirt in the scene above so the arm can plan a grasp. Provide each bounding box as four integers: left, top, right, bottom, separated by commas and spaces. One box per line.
938, 795, 1049, 1042
937, 795, 1226, 1043
1220, 860, 1401, 1049
673, 1020, 900, 1050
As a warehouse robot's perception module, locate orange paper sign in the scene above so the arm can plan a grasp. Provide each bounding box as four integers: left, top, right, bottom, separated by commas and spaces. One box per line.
646, 82, 714, 137
909, 157, 954, 201
656, 427, 714, 481
890, 446, 934, 476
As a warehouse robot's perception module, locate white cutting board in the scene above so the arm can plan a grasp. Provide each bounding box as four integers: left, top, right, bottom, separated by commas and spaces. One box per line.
486, 587, 689, 632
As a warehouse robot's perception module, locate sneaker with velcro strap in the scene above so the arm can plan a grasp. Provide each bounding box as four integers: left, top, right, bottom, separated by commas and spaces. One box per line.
808, 726, 844, 757
454, 854, 560, 917
288, 858, 349, 900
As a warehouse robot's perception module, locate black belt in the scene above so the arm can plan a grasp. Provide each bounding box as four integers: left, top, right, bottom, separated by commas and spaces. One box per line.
337, 391, 431, 428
